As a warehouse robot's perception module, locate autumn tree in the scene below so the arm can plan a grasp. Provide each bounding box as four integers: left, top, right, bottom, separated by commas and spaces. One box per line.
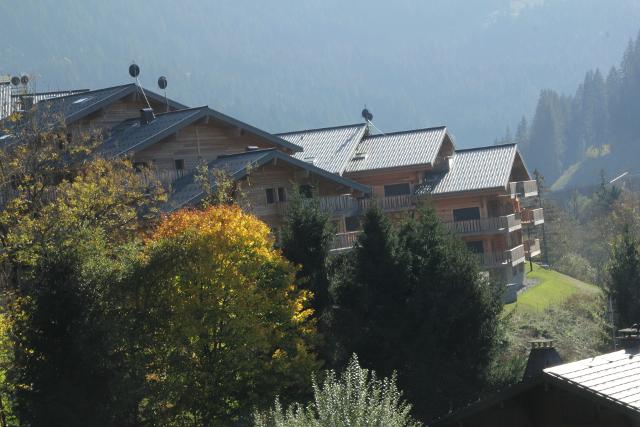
134, 206, 320, 425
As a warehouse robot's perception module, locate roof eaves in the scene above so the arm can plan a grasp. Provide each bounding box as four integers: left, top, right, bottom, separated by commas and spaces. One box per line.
205, 107, 303, 152
271, 151, 371, 194
65, 84, 137, 124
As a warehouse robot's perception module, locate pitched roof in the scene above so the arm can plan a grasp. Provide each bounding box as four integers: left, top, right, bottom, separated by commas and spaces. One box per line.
277, 124, 367, 175
164, 149, 370, 212
100, 107, 208, 157
345, 126, 448, 173
100, 106, 302, 158
36, 83, 188, 124
417, 144, 519, 196
545, 347, 640, 413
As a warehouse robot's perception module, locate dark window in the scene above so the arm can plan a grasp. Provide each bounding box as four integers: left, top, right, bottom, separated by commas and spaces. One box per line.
345, 216, 361, 232
175, 159, 185, 177
384, 183, 411, 197
133, 161, 148, 172
266, 188, 275, 204
299, 184, 313, 198
453, 207, 481, 222
466, 241, 484, 254
277, 187, 286, 202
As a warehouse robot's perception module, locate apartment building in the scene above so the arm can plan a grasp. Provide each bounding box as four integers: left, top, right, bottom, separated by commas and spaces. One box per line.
1, 83, 543, 302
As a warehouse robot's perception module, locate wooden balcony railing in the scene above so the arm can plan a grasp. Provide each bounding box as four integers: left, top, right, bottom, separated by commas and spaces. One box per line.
359, 195, 416, 212
525, 238, 541, 257
521, 207, 544, 225
509, 180, 538, 198
445, 213, 521, 235
475, 244, 526, 268
329, 231, 361, 252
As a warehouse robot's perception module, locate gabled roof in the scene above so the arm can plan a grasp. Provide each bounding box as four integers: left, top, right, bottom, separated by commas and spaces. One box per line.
277, 123, 367, 175
417, 144, 522, 196
35, 83, 188, 124
345, 126, 449, 173
545, 347, 640, 413
100, 106, 302, 158
163, 149, 370, 212
100, 107, 208, 157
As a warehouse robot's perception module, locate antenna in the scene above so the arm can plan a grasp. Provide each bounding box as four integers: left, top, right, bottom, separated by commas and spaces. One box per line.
128, 62, 151, 109
361, 105, 385, 135
158, 76, 168, 112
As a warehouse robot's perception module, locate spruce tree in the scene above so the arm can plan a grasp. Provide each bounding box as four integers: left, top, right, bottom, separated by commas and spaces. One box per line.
608, 226, 640, 328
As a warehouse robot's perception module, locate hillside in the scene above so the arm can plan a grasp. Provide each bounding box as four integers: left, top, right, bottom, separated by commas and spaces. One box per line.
2, 1, 640, 147
503, 265, 607, 365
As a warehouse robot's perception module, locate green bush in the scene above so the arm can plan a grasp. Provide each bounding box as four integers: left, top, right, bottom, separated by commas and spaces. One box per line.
254, 355, 421, 427
554, 252, 596, 284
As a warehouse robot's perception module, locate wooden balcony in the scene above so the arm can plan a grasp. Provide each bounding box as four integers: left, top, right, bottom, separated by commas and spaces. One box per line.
525, 238, 541, 257
359, 194, 416, 212
445, 214, 521, 236
475, 244, 526, 268
521, 207, 544, 225
509, 180, 538, 198
275, 194, 361, 216
329, 231, 361, 252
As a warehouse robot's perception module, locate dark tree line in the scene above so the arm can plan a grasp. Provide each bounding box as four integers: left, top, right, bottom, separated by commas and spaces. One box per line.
499, 32, 640, 185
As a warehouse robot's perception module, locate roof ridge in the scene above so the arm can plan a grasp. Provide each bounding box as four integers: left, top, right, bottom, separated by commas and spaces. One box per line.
277, 123, 366, 135
455, 143, 516, 153
52, 83, 134, 101
363, 125, 446, 139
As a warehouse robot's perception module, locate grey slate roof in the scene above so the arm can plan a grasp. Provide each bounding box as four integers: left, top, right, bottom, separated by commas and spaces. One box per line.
100, 107, 208, 158
164, 149, 371, 212
277, 124, 367, 175
345, 126, 448, 173
100, 106, 302, 158
417, 144, 519, 196
545, 347, 640, 413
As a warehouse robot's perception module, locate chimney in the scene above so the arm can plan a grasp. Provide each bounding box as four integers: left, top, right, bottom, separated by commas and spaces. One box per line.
617, 326, 640, 352
140, 108, 155, 125
522, 339, 562, 381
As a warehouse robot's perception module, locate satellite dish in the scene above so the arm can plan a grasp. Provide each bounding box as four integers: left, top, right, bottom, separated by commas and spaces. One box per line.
129, 63, 140, 78
20, 75, 29, 85
361, 107, 373, 122
158, 76, 167, 89
10, 76, 20, 86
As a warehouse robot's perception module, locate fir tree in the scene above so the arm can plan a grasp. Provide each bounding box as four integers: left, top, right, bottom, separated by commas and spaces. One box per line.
608, 226, 640, 328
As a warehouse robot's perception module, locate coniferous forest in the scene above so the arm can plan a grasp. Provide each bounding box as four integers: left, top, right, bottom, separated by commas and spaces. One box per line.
499, 32, 640, 190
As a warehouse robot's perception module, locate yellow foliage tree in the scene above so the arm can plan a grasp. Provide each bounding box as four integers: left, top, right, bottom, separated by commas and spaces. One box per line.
136, 206, 320, 425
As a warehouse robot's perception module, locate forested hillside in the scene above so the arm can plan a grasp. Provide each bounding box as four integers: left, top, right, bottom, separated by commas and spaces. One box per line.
2, 0, 640, 146
500, 32, 640, 190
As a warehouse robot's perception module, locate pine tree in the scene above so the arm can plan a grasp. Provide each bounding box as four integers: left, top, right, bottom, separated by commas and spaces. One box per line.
608, 226, 640, 328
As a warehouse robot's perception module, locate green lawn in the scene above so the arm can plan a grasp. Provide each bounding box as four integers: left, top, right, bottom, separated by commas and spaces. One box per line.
504, 264, 600, 314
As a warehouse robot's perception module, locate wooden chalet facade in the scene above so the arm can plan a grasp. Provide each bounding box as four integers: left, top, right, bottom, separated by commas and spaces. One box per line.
1, 82, 544, 302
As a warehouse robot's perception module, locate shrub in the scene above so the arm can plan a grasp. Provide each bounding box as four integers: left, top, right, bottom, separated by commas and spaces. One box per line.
254, 355, 421, 427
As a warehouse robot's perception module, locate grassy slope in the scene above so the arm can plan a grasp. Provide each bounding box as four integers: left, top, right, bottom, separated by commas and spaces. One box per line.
505, 264, 600, 313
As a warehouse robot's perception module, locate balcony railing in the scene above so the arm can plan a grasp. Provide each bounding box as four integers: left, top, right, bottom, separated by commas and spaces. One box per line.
475, 244, 526, 268
444, 214, 521, 235
330, 231, 361, 252
525, 238, 541, 257
359, 195, 416, 212
521, 207, 544, 225
509, 180, 538, 198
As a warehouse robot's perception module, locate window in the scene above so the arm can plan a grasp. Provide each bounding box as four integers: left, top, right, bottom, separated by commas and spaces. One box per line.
466, 241, 484, 254
266, 188, 275, 204
345, 216, 361, 232
299, 184, 313, 199
384, 183, 411, 197
277, 187, 286, 202
175, 159, 185, 177
453, 207, 481, 222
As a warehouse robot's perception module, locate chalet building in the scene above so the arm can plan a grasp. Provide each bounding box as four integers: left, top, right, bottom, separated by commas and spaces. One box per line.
0, 82, 544, 302
432, 336, 640, 427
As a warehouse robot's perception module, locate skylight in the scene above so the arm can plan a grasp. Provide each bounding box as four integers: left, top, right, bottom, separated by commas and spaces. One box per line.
72, 96, 93, 104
